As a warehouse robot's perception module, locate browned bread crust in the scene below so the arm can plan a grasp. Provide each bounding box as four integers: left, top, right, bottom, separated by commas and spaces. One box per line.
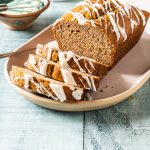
36, 42, 108, 77
10, 66, 85, 102
25, 54, 101, 91
53, 0, 149, 67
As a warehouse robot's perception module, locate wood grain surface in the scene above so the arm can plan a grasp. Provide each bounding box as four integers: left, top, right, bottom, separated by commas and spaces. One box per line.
0, 0, 150, 150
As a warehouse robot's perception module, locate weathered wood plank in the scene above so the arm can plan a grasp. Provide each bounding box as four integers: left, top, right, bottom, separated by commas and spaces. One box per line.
84, 80, 150, 150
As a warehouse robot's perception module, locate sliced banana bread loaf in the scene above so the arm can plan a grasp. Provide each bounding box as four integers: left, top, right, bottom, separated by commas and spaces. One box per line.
10, 66, 85, 102
36, 41, 109, 77
53, 0, 149, 67
25, 54, 101, 91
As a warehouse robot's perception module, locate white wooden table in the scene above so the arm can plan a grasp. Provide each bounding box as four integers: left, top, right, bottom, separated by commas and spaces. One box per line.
0, 0, 150, 150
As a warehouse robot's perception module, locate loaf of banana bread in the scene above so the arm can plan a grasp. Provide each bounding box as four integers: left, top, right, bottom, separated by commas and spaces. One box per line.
10, 66, 85, 102
53, 0, 149, 67
36, 41, 109, 77
25, 54, 101, 91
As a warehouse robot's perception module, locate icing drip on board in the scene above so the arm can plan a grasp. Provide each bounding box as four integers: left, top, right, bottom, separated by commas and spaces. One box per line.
71, 87, 84, 100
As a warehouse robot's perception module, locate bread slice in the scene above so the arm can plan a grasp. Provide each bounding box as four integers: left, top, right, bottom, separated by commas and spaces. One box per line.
36, 41, 108, 77
25, 54, 101, 91
10, 66, 85, 102
53, 0, 149, 67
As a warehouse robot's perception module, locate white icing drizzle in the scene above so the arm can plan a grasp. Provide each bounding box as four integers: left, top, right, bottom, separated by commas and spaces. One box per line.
14, 73, 59, 100
82, 5, 92, 17
36, 44, 43, 55
28, 54, 96, 90
14, 72, 83, 101
107, 12, 120, 41
82, 75, 97, 91
39, 82, 58, 100
111, 0, 126, 15
68, 11, 89, 25
38, 59, 48, 75
59, 51, 85, 73
106, 0, 111, 11
130, 19, 137, 33
82, 76, 92, 89
98, 17, 103, 27
28, 55, 48, 76
76, 2, 92, 17
71, 88, 84, 101
52, 18, 62, 29
49, 82, 66, 102
28, 55, 39, 73
85, 0, 100, 17
69, 11, 96, 27
79, 78, 86, 88
29, 77, 44, 94
78, 55, 96, 62
24, 74, 32, 89
47, 48, 52, 60
15, 73, 43, 94
60, 68, 77, 86
47, 41, 59, 60
90, 77, 97, 91
136, 8, 146, 26
84, 59, 92, 74
88, 60, 95, 69
116, 12, 127, 41
121, 2, 131, 16
131, 7, 140, 24
58, 51, 71, 68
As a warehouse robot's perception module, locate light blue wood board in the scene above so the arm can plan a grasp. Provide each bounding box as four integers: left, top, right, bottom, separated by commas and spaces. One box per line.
0, 0, 150, 150
84, 91, 150, 150
0, 1, 83, 150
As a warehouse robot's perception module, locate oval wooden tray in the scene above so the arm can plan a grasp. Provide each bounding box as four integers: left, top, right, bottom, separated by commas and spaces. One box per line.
4, 22, 150, 111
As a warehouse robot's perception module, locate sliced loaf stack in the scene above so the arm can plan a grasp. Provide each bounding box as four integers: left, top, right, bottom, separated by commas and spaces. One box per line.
11, 41, 108, 102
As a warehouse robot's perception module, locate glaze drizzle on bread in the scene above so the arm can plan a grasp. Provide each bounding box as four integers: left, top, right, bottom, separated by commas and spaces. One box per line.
25, 54, 101, 91
36, 41, 108, 76
11, 66, 85, 102
53, 0, 149, 67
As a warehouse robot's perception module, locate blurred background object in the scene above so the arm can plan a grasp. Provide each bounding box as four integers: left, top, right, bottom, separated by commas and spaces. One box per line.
0, 0, 50, 30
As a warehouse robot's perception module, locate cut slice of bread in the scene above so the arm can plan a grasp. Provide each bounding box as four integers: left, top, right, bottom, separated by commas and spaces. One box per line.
10, 66, 85, 102
25, 54, 101, 91
36, 41, 109, 76
53, 0, 149, 68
